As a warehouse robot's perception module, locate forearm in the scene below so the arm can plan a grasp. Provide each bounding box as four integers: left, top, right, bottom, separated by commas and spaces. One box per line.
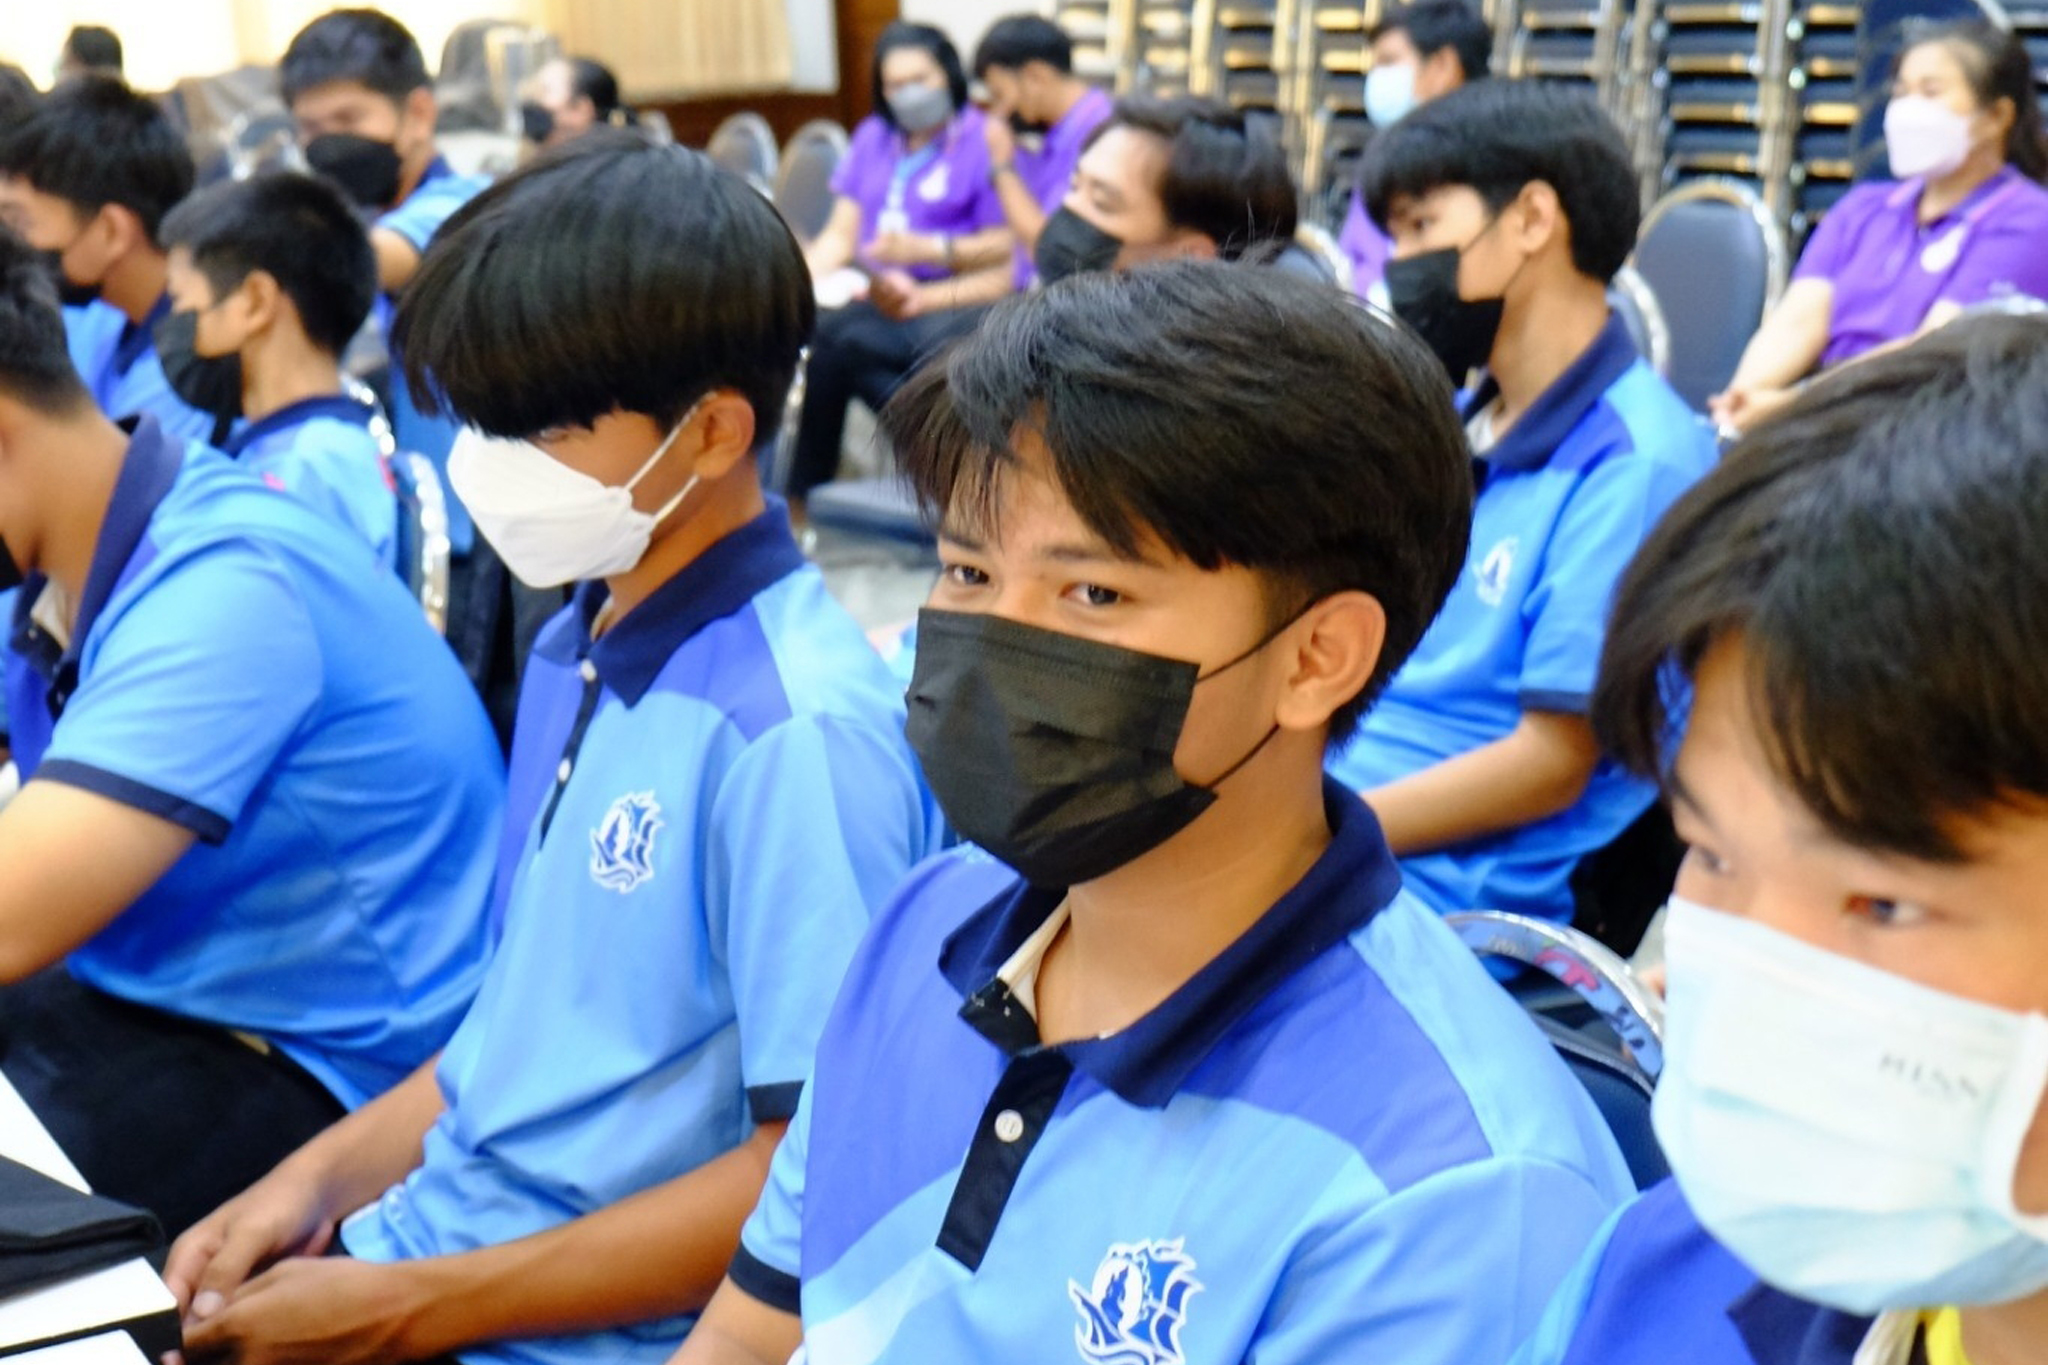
1365, 713, 1600, 855
669, 1280, 804, 1365
393, 1123, 785, 1358
371, 229, 422, 294
995, 173, 1049, 250
805, 230, 856, 278
947, 227, 1014, 273
920, 264, 1017, 312
280, 1056, 445, 1220
1727, 283, 1831, 391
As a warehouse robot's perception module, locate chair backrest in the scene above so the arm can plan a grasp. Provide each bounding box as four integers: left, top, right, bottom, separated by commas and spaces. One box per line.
223, 107, 301, 180
1446, 910, 1668, 1189
1286, 223, 1352, 291
708, 111, 780, 194
1630, 178, 1790, 411
1607, 264, 1673, 378
774, 120, 850, 243
346, 376, 450, 636
764, 346, 810, 497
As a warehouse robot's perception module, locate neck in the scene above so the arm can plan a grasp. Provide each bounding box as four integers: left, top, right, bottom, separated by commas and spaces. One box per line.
99, 249, 166, 326
240, 338, 345, 423
906, 123, 942, 151
1048, 78, 1089, 124
599, 466, 767, 627
1047, 737, 1332, 1040
1920, 149, 2004, 223
1487, 270, 1610, 428
24, 409, 131, 622
1961, 1294, 2048, 1365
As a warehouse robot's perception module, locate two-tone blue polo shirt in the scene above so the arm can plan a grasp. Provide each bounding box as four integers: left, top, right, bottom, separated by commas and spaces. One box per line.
340, 503, 945, 1365
221, 393, 397, 571
1511, 1179, 1898, 1365
63, 296, 215, 443
6, 416, 503, 1107
732, 778, 1635, 1363
1328, 314, 1716, 923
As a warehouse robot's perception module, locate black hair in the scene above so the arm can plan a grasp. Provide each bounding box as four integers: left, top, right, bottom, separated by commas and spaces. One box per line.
394, 130, 814, 447
281, 9, 430, 107
1362, 80, 1637, 282
159, 171, 376, 355
1090, 95, 1299, 257
871, 22, 970, 132
1594, 316, 2048, 862
1372, 1, 1493, 83
0, 76, 194, 245
1897, 19, 2048, 183
973, 15, 1075, 78
62, 26, 123, 76
567, 57, 625, 123
883, 261, 1471, 741
0, 66, 36, 136
0, 228, 90, 412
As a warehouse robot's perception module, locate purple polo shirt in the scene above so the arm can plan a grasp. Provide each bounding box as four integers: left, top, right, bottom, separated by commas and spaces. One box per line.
1011, 86, 1115, 288
1794, 165, 2048, 368
831, 109, 1006, 282
1340, 188, 1394, 300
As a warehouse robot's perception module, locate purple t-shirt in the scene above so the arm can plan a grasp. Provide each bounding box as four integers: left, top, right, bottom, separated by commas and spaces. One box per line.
1012, 86, 1116, 287
831, 108, 1006, 281
1794, 165, 2048, 368
1340, 188, 1394, 300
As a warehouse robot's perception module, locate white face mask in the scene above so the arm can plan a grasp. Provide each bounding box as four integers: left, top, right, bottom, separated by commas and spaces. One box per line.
446, 403, 704, 589
1885, 94, 1976, 181
1653, 896, 2048, 1313
1365, 62, 1419, 129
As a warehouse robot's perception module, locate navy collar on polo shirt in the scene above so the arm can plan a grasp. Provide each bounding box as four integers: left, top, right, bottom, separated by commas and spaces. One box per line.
221, 393, 374, 458
1461, 310, 1639, 474
531, 497, 807, 707
1726, 1283, 1876, 1365
110, 293, 173, 380
8, 416, 184, 716
942, 775, 1406, 1108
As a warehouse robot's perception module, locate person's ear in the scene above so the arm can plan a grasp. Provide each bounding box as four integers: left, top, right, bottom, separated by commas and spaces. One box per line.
1417, 47, 1464, 100
401, 86, 437, 145
1272, 591, 1387, 734
683, 391, 759, 484
232, 269, 284, 338
1508, 180, 1565, 259
90, 202, 140, 263
1985, 95, 2017, 144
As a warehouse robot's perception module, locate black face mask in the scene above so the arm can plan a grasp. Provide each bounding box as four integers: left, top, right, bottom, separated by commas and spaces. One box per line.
1034, 206, 1125, 285
153, 307, 244, 423
520, 100, 554, 145
905, 608, 1287, 887
305, 133, 404, 211
1008, 110, 1051, 137
38, 247, 101, 309
1383, 213, 1518, 383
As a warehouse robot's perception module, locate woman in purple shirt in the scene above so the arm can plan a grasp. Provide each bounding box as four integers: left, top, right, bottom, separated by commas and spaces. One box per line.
1713, 20, 2048, 434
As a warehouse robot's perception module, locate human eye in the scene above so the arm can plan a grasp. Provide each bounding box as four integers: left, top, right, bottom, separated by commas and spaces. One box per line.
1063, 582, 1123, 608
1844, 894, 1932, 928
1679, 842, 1733, 880
939, 561, 990, 589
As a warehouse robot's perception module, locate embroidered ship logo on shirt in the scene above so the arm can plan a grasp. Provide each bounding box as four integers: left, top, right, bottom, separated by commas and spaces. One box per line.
1476, 536, 1519, 607
1069, 1238, 1203, 1365
590, 791, 663, 893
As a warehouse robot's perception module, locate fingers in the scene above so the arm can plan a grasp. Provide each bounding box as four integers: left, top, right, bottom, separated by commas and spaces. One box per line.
163, 1223, 226, 1315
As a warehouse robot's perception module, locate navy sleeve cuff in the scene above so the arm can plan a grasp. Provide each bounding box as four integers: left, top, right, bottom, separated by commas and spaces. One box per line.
36, 760, 234, 845
729, 1244, 802, 1315
747, 1082, 804, 1125
1519, 688, 1592, 716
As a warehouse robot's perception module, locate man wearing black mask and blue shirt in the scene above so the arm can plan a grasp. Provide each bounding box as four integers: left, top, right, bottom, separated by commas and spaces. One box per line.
1326, 81, 1714, 938
674, 260, 1634, 1365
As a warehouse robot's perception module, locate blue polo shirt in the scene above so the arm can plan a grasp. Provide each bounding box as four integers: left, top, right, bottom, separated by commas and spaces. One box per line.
222, 393, 397, 571
340, 503, 943, 1365
733, 780, 1634, 1363
4, 417, 503, 1106
1512, 1180, 1886, 1365
63, 296, 216, 443
1328, 314, 1716, 923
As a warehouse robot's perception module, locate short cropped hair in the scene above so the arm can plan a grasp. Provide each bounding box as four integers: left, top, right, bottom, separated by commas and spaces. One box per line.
1373, 1, 1494, 83
0, 66, 37, 136
1362, 81, 1638, 282
973, 15, 1075, 77
1594, 316, 2048, 862
281, 9, 430, 106
0, 76, 194, 244
882, 261, 1472, 741
160, 172, 376, 355
567, 57, 624, 123
0, 228, 90, 411
62, 26, 124, 76
1091, 96, 1299, 258
871, 22, 970, 132
394, 130, 815, 446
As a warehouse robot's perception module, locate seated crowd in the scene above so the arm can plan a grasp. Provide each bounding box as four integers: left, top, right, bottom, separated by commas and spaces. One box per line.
0, 6, 2042, 1365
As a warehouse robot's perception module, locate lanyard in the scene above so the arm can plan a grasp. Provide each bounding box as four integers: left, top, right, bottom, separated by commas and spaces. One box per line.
885, 137, 944, 219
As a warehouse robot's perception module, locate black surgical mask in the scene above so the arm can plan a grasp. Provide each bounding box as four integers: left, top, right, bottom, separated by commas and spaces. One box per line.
39, 247, 102, 309
905, 608, 1288, 886
520, 100, 554, 145
1008, 110, 1051, 137
1383, 216, 1512, 383
305, 133, 404, 211
154, 307, 244, 423
1034, 207, 1124, 285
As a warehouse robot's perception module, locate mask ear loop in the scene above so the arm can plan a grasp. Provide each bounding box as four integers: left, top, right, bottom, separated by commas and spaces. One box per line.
1977, 1014, 2048, 1237
624, 394, 712, 524
1189, 598, 1319, 790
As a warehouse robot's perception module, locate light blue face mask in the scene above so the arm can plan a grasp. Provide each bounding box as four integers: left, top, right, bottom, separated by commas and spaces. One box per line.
1365, 62, 1419, 128
1653, 898, 2048, 1314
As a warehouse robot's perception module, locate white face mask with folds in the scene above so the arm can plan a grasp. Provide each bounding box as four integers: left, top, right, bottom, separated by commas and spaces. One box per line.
1653, 896, 2048, 1314
1885, 94, 1977, 181
447, 401, 704, 590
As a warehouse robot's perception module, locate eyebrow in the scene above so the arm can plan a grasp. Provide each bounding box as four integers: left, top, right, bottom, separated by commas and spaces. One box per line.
937, 528, 1163, 570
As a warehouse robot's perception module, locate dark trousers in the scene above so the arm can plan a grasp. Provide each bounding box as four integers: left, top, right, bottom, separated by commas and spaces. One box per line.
0, 969, 348, 1240
788, 301, 993, 499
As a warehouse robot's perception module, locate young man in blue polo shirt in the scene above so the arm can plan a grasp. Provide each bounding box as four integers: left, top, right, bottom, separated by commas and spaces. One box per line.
1511, 319, 2048, 1365
675, 262, 1634, 1365
165, 133, 942, 1365
0, 232, 502, 1237
1328, 81, 1715, 927
0, 75, 213, 442
159, 170, 395, 569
